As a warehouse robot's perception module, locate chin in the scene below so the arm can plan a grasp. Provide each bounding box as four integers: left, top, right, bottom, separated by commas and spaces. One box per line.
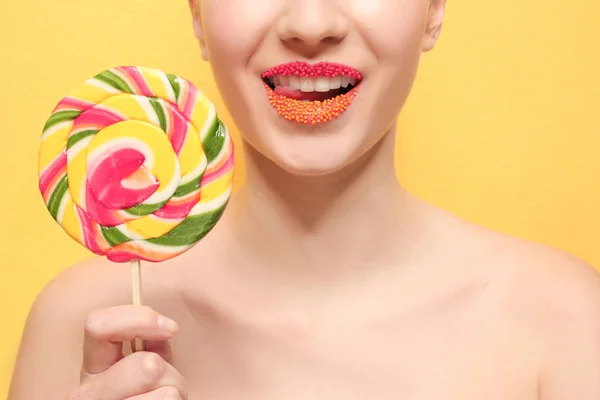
250, 125, 376, 177
270, 153, 353, 177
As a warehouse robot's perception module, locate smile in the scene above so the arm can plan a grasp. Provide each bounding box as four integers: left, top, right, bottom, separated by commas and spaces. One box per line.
261, 61, 363, 125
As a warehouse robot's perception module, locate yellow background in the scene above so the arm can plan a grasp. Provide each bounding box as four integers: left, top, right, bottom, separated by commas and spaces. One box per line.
1, 0, 599, 396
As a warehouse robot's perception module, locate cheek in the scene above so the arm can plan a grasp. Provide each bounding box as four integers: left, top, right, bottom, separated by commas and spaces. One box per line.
349, 0, 428, 54
201, 0, 273, 64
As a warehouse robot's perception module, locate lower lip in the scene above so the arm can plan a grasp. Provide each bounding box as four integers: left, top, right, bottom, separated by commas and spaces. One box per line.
263, 83, 360, 125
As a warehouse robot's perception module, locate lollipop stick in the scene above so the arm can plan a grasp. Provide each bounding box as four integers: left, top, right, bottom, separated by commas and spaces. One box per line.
131, 259, 145, 352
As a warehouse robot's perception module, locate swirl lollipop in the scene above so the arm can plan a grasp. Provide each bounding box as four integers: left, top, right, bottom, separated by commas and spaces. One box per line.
38, 66, 234, 349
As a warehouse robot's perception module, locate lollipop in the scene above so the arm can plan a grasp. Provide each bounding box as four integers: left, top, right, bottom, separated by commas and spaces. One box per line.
38, 66, 234, 349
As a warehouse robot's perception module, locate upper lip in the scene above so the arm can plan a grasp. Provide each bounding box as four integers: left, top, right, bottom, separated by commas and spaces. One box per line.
261, 61, 363, 81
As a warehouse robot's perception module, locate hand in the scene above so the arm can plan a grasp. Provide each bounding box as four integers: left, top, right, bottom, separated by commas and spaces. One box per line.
67, 305, 188, 399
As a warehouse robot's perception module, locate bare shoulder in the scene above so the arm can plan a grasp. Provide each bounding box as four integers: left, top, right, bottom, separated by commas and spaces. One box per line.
426, 199, 600, 323
449, 215, 600, 396
485, 235, 600, 398
27, 254, 190, 328
425, 200, 600, 303
33, 257, 130, 314
8, 256, 186, 399
9, 258, 118, 398
23, 225, 230, 330
409, 197, 600, 315
479, 229, 600, 315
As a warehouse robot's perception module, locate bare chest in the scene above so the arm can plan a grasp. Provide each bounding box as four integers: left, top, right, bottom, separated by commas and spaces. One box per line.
169, 309, 537, 400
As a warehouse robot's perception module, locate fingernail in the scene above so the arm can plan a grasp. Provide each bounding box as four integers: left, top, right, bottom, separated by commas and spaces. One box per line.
157, 315, 179, 332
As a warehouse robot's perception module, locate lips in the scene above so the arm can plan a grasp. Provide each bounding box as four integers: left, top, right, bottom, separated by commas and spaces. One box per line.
261, 61, 362, 125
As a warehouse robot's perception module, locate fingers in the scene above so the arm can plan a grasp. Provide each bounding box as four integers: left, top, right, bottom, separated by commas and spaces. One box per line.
77, 352, 188, 400
83, 305, 179, 375
124, 386, 183, 399
129, 339, 173, 363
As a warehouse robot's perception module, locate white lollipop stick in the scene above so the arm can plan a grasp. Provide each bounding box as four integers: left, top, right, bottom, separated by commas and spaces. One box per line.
131, 259, 145, 352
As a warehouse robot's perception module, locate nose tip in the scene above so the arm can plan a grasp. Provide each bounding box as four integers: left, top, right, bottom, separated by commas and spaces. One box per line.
277, 1, 348, 54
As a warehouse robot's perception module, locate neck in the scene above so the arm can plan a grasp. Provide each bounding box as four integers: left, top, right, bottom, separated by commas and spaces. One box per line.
223, 127, 412, 280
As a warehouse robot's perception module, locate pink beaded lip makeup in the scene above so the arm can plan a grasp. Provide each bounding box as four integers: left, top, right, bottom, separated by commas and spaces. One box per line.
261, 61, 363, 125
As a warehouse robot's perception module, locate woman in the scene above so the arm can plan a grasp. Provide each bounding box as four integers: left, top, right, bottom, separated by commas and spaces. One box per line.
9, 0, 600, 398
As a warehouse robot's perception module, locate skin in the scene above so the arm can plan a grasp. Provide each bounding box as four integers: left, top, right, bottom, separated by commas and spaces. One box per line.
9, 0, 600, 398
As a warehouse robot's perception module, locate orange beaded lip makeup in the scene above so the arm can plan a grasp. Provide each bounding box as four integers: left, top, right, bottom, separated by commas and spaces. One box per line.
261, 61, 363, 125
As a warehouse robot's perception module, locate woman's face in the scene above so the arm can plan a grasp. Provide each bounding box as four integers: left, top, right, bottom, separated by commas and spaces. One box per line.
193, 0, 445, 176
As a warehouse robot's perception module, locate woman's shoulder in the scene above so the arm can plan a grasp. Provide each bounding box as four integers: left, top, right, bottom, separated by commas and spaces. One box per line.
475, 231, 600, 395
30, 256, 187, 327
474, 226, 599, 306
447, 210, 600, 303
425, 200, 600, 302
457, 219, 600, 338
426, 201, 600, 328
10, 257, 190, 398
39, 257, 130, 306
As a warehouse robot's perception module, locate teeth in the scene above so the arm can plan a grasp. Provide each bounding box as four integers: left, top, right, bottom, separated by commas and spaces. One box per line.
289, 76, 301, 90
329, 76, 341, 90
341, 76, 351, 88
300, 78, 315, 92
268, 74, 358, 92
314, 77, 330, 92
